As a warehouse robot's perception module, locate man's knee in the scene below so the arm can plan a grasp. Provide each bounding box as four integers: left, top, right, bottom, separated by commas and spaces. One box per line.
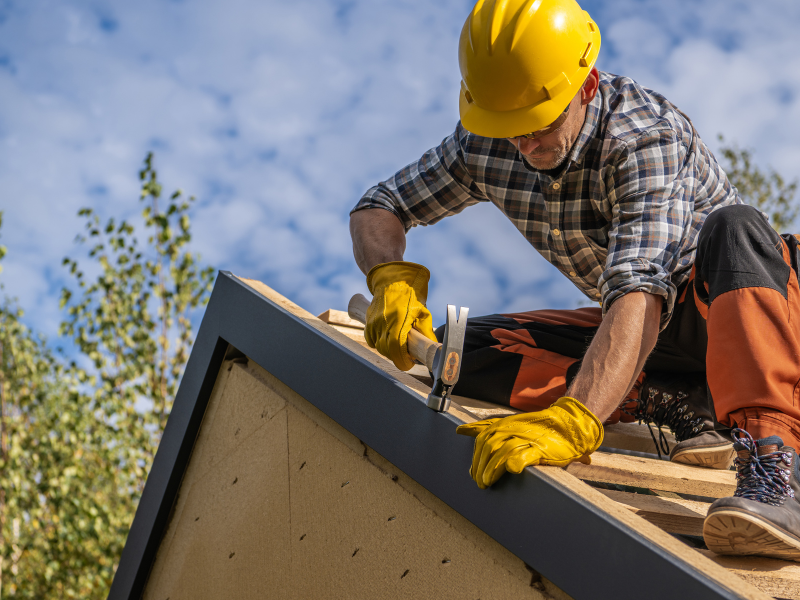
697, 204, 789, 303
699, 204, 773, 250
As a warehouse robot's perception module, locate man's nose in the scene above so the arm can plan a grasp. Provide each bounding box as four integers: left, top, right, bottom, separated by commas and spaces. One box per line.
513, 136, 542, 154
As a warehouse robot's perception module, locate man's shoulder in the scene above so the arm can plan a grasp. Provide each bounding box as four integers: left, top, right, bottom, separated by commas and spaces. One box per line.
596, 71, 689, 148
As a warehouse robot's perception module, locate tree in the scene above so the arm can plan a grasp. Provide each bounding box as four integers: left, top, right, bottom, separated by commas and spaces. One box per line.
0, 154, 214, 598
719, 136, 799, 231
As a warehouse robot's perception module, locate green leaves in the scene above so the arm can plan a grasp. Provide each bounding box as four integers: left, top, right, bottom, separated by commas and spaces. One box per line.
0, 211, 5, 276
719, 136, 799, 232
1, 153, 214, 598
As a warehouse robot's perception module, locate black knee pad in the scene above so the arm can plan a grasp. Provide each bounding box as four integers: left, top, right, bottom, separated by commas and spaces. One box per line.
696, 205, 789, 303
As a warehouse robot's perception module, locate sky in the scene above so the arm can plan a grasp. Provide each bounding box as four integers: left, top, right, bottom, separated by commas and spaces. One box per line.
1, 0, 799, 342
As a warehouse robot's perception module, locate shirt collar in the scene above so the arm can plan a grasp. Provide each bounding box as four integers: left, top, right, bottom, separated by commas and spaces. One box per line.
568, 88, 602, 166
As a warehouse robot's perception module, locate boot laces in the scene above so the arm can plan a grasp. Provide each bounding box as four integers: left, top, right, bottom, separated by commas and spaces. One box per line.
623, 386, 703, 459
732, 428, 794, 507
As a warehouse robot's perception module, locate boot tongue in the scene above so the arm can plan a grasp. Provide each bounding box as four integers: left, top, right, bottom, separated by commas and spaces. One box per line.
756, 435, 785, 456
733, 435, 784, 456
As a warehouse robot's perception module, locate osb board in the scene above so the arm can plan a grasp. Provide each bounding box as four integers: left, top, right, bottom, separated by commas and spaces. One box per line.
143, 359, 570, 600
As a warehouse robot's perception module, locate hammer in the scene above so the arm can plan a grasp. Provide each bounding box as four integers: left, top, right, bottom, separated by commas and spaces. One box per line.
348, 294, 468, 413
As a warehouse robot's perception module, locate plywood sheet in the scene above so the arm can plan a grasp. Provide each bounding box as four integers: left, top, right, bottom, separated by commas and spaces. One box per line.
143, 359, 568, 600
144, 361, 291, 599
287, 402, 548, 600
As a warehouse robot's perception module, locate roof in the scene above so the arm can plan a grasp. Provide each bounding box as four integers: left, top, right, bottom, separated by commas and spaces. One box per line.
108, 272, 795, 600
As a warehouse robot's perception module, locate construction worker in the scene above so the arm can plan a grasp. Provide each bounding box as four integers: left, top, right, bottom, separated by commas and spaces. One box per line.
349, 0, 800, 561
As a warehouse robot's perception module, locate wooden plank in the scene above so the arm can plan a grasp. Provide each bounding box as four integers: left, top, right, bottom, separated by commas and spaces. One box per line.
698, 550, 800, 600
597, 488, 709, 537
604, 422, 676, 455
537, 466, 768, 599
322, 326, 434, 386
327, 324, 369, 345
317, 308, 364, 329
451, 395, 519, 420
567, 450, 736, 498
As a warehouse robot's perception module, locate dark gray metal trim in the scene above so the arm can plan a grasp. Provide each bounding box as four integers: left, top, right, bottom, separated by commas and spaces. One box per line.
109, 272, 747, 600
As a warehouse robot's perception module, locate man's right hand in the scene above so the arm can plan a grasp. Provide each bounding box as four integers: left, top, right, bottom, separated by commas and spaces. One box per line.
365, 261, 437, 371
456, 397, 604, 489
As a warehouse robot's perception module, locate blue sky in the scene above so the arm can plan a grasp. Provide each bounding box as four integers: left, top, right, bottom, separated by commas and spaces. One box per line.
1, 0, 799, 339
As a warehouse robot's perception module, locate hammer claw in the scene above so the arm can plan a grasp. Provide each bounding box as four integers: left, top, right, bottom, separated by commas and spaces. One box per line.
427, 304, 469, 412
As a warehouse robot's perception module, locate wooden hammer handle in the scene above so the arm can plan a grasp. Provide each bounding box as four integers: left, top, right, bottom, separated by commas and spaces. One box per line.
348, 293, 440, 372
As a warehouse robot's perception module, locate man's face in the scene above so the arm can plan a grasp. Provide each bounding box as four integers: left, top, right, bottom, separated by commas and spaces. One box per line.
507, 94, 586, 171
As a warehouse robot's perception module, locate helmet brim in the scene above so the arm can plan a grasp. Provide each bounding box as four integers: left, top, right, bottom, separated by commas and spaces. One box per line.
459, 60, 598, 139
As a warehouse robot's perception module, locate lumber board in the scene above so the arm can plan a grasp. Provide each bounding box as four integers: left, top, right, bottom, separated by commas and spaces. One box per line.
698, 550, 800, 600
451, 395, 519, 420
535, 466, 767, 599
598, 488, 709, 537
567, 450, 736, 498
604, 422, 676, 455
322, 324, 431, 380
317, 308, 364, 329
327, 323, 370, 345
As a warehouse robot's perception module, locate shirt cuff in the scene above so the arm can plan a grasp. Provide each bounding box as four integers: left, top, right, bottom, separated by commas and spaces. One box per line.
351, 188, 411, 231
599, 260, 677, 330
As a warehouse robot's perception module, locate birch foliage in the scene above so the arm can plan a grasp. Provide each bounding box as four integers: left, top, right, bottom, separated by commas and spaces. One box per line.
0, 154, 214, 598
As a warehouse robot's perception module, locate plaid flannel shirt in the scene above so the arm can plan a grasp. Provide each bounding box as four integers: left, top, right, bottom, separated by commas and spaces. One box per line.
353, 72, 741, 327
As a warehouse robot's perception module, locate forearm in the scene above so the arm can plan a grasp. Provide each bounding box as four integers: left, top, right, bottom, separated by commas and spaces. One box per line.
349, 208, 407, 274
567, 291, 662, 421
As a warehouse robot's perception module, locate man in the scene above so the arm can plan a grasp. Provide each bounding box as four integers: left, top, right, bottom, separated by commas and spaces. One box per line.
350, 0, 800, 561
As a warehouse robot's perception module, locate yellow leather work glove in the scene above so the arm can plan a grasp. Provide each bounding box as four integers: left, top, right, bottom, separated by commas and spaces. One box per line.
365, 261, 437, 372
455, 397, 604, 489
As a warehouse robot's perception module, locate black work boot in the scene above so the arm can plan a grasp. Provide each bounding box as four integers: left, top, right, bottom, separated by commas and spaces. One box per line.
625, 372, 734, 469
704, 429, 800, 561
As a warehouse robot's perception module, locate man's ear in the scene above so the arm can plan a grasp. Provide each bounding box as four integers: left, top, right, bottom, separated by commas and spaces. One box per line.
581, 67, 600, 106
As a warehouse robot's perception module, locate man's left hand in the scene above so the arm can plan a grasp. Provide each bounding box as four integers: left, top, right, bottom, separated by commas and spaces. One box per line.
456, 397, 604, 489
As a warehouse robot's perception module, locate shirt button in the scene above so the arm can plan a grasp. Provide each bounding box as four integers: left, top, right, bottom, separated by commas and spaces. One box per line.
569, 271, 576, 277
552, 229, 561, 236
552, 182, 561, 190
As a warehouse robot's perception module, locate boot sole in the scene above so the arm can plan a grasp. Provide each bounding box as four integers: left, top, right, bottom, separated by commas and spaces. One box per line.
671, 442, 735, 470
704, 508, 800, 560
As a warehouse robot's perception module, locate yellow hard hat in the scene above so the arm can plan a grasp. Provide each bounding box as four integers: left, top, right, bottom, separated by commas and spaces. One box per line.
458, 0, 601, 138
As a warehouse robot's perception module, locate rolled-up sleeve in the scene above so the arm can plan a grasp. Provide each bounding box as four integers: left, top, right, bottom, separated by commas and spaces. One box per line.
351, 123, 489, 232
599, 129, 693, 328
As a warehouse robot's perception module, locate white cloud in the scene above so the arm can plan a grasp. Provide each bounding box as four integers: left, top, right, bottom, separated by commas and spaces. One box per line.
0, 0, 798, 344
597, 0, 800, 174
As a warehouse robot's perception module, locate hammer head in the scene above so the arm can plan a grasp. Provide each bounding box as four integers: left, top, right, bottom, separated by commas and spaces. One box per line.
427, 304, 469, 412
